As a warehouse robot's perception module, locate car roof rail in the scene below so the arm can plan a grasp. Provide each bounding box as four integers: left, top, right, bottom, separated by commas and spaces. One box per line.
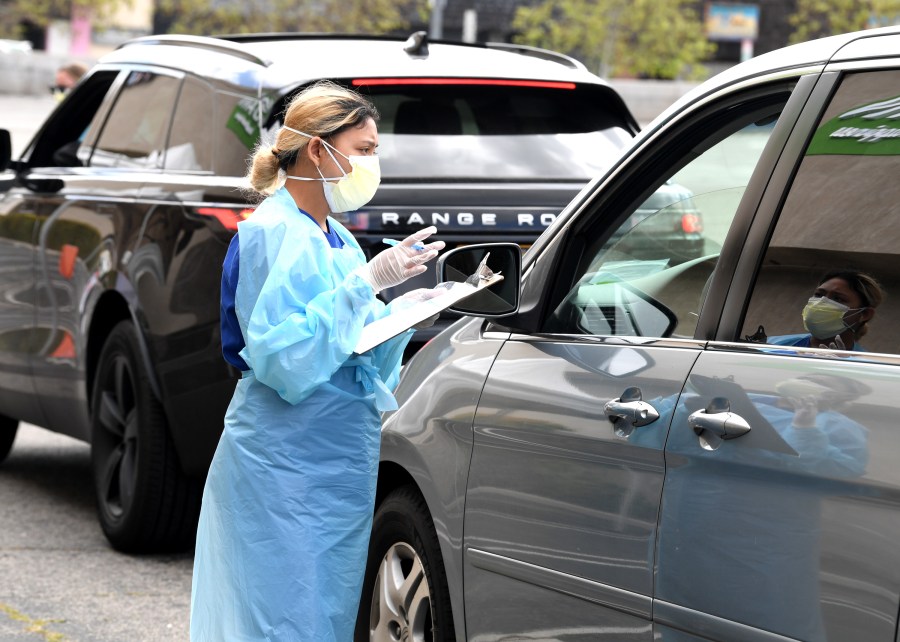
220, 32, 406, 44
117, 34, 273, 67
484, 42, 587, 71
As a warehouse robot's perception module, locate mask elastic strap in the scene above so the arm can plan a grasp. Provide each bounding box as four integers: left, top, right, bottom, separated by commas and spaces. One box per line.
282, 125, 349, 179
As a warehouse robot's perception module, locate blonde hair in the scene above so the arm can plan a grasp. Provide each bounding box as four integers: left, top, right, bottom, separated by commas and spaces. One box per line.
248, 81, 379, 195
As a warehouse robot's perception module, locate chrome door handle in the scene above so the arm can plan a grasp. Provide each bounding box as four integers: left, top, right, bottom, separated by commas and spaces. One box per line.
605, 387, 659, 438
688, 397, 750, 450
605, 399, 659, 427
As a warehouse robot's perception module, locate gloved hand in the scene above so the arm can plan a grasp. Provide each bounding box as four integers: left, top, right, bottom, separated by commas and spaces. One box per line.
356, 227, 445, 293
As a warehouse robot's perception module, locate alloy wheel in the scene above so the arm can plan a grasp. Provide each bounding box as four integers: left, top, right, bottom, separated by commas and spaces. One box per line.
369, 541, 433, 642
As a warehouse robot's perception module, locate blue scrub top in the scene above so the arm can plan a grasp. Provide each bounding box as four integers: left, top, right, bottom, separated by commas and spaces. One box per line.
769, 333, 864, 351
220, 208, 345, 371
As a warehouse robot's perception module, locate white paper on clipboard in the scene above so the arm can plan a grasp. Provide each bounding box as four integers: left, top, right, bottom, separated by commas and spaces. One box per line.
354, 272, 504, 354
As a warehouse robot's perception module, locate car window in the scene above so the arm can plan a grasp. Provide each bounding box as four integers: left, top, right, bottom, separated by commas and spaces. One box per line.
547, 91, 790, 339
273, 81, 635, 180
90, 71, 181, 169
214, 91, 263, 177
742, 70, 900, 356
165, 75, 214, 172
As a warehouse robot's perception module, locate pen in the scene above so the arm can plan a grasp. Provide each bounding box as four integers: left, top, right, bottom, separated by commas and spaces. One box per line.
383, 238, 426, 251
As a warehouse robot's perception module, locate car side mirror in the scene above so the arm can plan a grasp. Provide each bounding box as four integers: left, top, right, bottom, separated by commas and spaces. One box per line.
0, 130, 11, 172
437, 242, 521, 316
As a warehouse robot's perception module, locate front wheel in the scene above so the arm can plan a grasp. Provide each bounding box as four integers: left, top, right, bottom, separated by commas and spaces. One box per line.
90, 321, 200, 553
356, 486, 456, 642
0, 414, 19, 464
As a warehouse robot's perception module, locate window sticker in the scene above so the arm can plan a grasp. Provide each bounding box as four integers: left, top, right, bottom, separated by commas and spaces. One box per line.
806, 95, 900, 156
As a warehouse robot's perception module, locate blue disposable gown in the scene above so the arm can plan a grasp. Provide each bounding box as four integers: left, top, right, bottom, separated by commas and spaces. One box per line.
191, 187, 412, 641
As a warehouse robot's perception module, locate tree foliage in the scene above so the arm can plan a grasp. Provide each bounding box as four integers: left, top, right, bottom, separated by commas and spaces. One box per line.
155, 0, 414, 37
0, 0, 128, 38
789, 0, 900, 43
512, 0, 715, 79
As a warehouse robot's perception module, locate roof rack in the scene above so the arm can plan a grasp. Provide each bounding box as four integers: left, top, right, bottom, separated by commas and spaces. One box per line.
220, 32, 407, 45
117, 34, 272, 67
485, 42, 587, 71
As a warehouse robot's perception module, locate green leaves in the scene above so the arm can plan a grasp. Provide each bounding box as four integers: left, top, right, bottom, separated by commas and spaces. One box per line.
156, 0, 416, 37
512, 0, 714, 80
789, 0, 900, 43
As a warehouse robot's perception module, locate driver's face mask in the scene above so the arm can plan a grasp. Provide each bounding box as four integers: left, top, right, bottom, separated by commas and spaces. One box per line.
802, 296, 864, 340
282, 126, 380, 213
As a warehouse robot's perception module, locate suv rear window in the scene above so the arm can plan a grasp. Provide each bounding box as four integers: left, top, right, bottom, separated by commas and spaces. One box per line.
354, 80, 628, 136
271, 79, 634, 181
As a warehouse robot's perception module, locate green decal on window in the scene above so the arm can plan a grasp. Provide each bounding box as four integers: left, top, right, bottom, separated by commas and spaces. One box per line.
806, 95, 900, 156
226, 94, 276, 150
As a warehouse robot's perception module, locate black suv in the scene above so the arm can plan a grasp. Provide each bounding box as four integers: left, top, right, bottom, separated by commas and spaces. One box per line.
0, 33, 637, 551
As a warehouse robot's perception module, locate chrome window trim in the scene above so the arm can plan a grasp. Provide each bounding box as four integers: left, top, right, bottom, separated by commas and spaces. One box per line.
707, 340, 900, 367
508, 333, 707, 350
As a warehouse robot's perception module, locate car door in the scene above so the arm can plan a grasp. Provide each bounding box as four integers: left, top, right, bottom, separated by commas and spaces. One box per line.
0, 68, 124, 430
26, 67, 183, 439
462, 75, 813, 641
655, 63, 900, 642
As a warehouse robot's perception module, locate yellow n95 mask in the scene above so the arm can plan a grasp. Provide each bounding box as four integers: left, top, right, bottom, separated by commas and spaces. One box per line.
802, 296, 862, 340
282, 125, 381, 213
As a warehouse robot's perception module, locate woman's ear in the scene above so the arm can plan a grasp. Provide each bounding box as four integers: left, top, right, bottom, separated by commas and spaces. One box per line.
860, 307, 875, 323
305, 137, 323, 167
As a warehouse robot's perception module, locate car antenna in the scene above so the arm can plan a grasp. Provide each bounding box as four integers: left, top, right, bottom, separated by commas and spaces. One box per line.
403, 31, 429, 58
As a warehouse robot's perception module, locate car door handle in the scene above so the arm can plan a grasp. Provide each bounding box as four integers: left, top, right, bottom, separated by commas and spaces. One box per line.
688, 397, 750, 450
605, 386, 659, 429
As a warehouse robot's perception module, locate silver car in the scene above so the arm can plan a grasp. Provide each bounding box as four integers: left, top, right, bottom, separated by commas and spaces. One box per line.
357, 26, 900, 642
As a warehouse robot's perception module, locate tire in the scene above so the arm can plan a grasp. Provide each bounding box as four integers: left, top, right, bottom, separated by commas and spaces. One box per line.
0, 414, 19, 464
90, 321, 201, 553
356, 486, 456, 642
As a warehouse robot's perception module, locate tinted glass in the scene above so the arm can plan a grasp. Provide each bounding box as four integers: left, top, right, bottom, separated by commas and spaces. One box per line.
212, 91, 263, 177
547, 93, 789, 338
274, 81, 634, 180
743, 70, 900, 356
166, 75, 214, 172
91, 71, 180, 169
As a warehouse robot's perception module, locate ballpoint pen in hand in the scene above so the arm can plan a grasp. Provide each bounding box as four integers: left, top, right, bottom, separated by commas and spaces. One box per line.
383, 237, 426, 251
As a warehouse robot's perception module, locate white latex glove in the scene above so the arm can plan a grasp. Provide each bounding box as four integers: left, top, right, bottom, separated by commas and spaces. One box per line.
356, 227, 445, 293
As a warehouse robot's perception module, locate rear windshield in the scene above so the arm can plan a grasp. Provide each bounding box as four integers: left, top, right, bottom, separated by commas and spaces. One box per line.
272, 80, 635, 180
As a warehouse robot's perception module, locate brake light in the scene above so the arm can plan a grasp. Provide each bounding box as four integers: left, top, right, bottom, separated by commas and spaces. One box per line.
681, 213, 703, 234
196, 207, 254, 231
352, 78, 576, 90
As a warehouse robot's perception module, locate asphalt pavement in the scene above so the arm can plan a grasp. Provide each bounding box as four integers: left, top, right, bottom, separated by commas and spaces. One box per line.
0, 93, 192, 642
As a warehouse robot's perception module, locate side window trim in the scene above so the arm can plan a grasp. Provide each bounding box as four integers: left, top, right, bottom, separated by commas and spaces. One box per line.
76, 68, 130, 162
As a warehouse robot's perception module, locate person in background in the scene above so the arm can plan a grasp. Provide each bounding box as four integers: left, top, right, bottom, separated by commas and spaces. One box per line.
768, 269, 884, 351
50, 62, 88, 101
190, 81, 444, 641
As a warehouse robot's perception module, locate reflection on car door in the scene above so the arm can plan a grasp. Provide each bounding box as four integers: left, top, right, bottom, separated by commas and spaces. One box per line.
29, 69, 182, 441
655, 67, 900, 642
466, 337, 699, 640
0, 194, 42, 425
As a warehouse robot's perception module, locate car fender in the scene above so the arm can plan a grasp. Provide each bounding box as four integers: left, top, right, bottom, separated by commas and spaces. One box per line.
380, 316, 508, 637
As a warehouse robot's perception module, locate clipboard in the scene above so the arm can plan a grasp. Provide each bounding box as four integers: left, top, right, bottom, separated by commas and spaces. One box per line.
354, 263, 504, 354
688, 374, 799, 456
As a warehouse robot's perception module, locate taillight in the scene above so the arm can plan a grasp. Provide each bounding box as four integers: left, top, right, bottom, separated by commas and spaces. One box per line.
681, 213, 703, 234
351, 78, 576, 90
196, 207, 254, 231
